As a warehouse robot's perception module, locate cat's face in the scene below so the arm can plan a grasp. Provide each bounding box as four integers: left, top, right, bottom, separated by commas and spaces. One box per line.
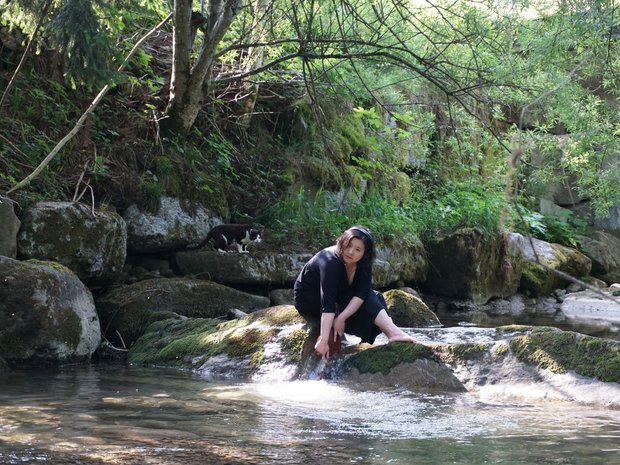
249, 229, 262, 242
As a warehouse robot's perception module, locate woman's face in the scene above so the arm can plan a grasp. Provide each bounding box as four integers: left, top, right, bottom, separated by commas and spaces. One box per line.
342, 237, 366, 266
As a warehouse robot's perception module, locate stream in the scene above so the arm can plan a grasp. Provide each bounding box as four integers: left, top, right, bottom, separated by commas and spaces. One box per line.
1, 352, 620, 464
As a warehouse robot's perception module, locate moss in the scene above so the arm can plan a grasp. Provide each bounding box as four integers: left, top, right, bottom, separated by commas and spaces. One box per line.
219, 305, 304, 330
447, 343, 490, 362
508, 327, 620, 383
520, 262, 554, 295
343, 342, 434, 375
279, 329, 309, 363
127, 318, 219, 365
128, 315, 280, 372
26, 259, 75, 276
493, 342, 509, 357
383, 289, 439, 327
50, 308, 82, 351
392, 171, 412, 204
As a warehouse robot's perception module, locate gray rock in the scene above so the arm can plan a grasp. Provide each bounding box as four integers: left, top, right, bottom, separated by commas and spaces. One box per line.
17, 201, 126, 285
269, 288, 294, 306
0, 197, 20, 258
578, 230, 620, 284
423, 229, 524, 304
561, 289, 620, 325
176, 250, 312, 286
0, 256, 100, 365
177, 242, 427, 288
519, 236, 592, 295
373, 241, 428, 287
123, 197, 222, 253
96, 277, 270, 347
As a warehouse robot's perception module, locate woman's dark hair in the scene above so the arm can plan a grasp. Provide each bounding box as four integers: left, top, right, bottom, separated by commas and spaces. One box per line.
335, 225, 376, 266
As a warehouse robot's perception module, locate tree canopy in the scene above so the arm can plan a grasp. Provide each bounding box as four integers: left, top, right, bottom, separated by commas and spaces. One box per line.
1, 0, 619, 244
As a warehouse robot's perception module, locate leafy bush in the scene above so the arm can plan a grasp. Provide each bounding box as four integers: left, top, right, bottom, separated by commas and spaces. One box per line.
258, 188, 421, 251
409, 181, 506, 241
512, 206, 587, 247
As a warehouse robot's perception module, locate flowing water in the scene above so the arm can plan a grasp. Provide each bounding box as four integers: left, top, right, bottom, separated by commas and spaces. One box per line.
1, 362, 620, 465
2, 326, 620, 464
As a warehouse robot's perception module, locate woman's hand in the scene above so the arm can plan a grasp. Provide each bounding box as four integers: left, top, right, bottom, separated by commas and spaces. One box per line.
333, 315, 345, 339
314, 336, 330, 358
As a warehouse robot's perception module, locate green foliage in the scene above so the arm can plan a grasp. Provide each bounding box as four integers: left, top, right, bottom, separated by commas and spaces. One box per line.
46, 0, 118, 88
513, 206, 587, 247
258, 187, 422, 251
2, 0, 620, 255
409, 181, 507, 242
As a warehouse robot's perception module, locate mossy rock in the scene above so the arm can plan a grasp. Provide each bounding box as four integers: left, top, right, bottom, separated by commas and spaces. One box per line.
0, 256, 100, 365
383, 289, 440, 327
520, 261, 555, 296
508, 327, 620, 383
342, 342, 435, 375
17, 201, 126, 285
520, 239, 592, 296
424, 229, 523, 304
96, 277, 270, 348
443, 342, 492, 363
128, 305, 311, 378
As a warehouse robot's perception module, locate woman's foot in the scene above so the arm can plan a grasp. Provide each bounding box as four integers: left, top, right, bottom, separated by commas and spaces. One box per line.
374, 310, 420, 344
388, 333, 417, 343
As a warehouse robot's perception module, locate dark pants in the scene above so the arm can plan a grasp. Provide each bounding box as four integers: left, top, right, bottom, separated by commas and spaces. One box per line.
294, 290, 386, 344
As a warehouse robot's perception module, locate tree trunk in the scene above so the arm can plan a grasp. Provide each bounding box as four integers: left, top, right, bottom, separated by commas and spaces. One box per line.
164, 0, 242, 135
237, 0, 272, 126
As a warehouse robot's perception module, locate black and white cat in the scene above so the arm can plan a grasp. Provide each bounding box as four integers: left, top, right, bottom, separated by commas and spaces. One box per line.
194, 224, 262, 253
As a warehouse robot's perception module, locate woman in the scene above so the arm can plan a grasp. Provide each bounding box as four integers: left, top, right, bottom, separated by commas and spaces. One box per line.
294, 225, 416, 358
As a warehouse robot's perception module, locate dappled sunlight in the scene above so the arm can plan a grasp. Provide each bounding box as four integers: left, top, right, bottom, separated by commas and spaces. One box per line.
1, 366, 620, 464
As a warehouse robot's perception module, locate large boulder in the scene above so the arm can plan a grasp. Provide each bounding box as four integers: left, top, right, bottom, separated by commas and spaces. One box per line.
176, 242, 427, 288
0, 197, 20, 258
17, 201, 126, 285
577, 230, 620, 284
373, 241, 428, 287
95, 277, 270, 348
342, 325, 620, 405
123, 197, 222, 253
519, 237, 592, 296
423, 229, 524, 304
341, 343, 465, 391
127, 304, 620, 405
0, 257, 100, 366
128, 305, 312, 380
175, 250, 312, 286
383, 289, 440, 327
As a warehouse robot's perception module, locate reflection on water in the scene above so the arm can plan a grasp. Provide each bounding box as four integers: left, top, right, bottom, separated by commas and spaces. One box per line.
1, 365, 619, 464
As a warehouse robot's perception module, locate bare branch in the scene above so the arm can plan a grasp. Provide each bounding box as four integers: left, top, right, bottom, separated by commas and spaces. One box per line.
5, 12, 173, 195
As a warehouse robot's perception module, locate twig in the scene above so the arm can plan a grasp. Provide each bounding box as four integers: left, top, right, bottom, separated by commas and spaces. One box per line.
0, 133, 34, 168
115, 330, 127, 351
5, 12, 173, 195
72, 161, 90, 202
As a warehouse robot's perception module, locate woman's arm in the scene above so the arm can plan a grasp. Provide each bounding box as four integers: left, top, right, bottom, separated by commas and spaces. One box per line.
315, 312, 336, 358
333, 296, 364, 338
